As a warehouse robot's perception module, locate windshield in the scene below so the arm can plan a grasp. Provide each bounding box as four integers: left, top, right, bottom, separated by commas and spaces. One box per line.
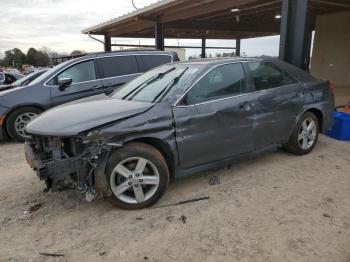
112, 64, 201, 103
0, 73, 4, 81
27, 60, 72, 86
12, 70, 46, 86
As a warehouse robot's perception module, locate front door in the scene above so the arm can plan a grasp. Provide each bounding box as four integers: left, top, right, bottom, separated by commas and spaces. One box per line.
172, 62, 255, 169
50, 59, 103, 107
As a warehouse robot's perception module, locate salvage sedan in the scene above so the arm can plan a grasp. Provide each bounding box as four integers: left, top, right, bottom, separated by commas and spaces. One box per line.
24, 58, 334, 209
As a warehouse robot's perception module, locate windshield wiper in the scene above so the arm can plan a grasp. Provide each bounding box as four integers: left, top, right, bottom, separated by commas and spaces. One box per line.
122, 67, 176, 100
152, 67, 189, 103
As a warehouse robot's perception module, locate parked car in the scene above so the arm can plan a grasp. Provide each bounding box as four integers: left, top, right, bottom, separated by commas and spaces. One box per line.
24, 57, 334, 209
0, 50, 178, 141
0, 69, 48, 92
0, 72, 24, 85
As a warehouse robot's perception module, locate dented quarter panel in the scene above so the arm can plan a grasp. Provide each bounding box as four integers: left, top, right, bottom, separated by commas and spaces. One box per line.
86, 103, 180, 167
299, 79, 335, 132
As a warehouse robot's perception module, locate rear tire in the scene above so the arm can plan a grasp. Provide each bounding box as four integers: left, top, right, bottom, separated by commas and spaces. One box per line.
283, 112, 319, 155
6, 106, 43, 142
106, 143, 169, 210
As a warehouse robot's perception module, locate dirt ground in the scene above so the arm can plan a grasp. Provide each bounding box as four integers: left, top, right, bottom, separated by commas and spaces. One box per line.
0, 89, 349, 262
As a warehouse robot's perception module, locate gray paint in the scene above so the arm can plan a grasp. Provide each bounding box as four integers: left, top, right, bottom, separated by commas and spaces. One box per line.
26, 95, 154, 136
24, 57, 334, 193
0, 50, 178, 140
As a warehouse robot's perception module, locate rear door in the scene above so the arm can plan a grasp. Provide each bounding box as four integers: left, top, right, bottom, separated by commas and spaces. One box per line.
246, 61, 303, 148
49, 59, 103, 107
97, 55, 141, 93
138, 54, 173, 73
172, 62, 255, 169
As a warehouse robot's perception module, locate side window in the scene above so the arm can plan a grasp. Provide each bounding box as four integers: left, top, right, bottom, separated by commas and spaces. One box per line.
247, 62, 296, 91
54, 60, 96, 85
186, 63, 247, 104
5, 74, 16, 84
99, 56, 139, 78
140, 55, 172, 72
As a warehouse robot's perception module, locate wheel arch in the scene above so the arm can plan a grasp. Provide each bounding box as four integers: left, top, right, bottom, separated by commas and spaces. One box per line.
3, 104, 45, 135
123, 137, 175, 179
305, 108, 324, 132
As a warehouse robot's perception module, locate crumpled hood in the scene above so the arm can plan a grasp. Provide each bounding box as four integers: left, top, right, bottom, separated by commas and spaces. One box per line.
26, 95, 153, 136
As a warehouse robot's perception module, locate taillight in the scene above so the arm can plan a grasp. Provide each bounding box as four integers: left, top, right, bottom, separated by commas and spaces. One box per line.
327, 80, 335, 94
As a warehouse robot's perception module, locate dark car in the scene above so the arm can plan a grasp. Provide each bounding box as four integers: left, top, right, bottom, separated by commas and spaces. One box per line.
0, 50, 178, 141
0, 72, 24, 85
0, 69, 48, 92
24, 57, 334, 209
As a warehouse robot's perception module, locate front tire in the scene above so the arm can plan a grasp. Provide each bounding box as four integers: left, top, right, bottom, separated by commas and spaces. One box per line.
284, 112, 319, 155
6, 106, 43, 142
106, 143, 169, 210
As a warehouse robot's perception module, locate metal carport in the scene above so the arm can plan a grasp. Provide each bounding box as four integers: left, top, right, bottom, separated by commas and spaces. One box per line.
82, 0, 350, 71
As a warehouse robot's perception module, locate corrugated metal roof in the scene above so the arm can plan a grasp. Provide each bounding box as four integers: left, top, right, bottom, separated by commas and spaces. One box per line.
81, 0, 177, 34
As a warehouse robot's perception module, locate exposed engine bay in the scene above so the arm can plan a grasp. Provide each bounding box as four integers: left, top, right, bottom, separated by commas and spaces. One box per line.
24, 135, 114, 199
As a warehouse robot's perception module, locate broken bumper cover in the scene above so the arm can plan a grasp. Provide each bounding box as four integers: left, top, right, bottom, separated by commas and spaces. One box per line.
24, 137, 112, 196
25, 141, 44, 178
25, 141, 81, 180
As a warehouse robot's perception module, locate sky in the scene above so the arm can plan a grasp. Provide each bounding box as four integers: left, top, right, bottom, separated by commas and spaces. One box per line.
0, 0, 280, 59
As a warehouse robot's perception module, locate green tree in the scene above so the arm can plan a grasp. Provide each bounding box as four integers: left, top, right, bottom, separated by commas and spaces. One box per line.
71, 50, 86, 56
34, 51, 50, 67
26, 47, 38, 65
3, 48, 26, 66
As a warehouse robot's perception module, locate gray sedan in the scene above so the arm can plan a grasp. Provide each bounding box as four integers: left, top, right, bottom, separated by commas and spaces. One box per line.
24, 57, 335, 209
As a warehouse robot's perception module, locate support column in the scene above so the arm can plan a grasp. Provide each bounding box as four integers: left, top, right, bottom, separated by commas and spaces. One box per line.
155, 22, 164, 51
236, 38, 241, 57
104, 34, 111, 52
201, 38, 206, 58
304, 27, 314, 72
279, 0, 310, 70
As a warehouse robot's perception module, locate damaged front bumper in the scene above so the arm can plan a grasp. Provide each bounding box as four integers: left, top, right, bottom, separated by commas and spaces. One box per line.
24, 135, 113, 196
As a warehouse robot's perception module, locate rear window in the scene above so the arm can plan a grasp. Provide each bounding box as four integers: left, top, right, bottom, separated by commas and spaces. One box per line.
0, 73, 4, 80
140, 55, 172, 72
247, 62, 297, 91
99, 56, 139, 78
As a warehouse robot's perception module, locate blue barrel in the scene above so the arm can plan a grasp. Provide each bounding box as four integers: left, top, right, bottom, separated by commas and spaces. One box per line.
326, 112, 350, 141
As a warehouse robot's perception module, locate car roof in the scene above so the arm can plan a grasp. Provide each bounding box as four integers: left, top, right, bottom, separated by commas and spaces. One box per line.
80, 49, 177, 59
7, 72, 24, 77
172, 56, 312, 82
60, 49, 178, 66
171, 56, 277, 67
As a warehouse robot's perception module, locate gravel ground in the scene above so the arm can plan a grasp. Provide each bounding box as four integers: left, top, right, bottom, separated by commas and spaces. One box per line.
0, 134, 349, 262
1, 88, 349, 262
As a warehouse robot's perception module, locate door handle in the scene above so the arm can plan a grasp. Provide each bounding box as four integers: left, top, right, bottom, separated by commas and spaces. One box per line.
294, 92, 304, 98
239, 102, 253, 112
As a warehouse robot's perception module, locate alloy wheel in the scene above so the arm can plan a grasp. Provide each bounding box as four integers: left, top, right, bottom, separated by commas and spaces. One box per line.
14, 112, 38, 138
110, 157, 160, 204
298, 118, 317, 150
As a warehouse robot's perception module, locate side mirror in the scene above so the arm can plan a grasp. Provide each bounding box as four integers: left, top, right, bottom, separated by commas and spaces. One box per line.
179, 95, 189, 106
58, 77, 72, 91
